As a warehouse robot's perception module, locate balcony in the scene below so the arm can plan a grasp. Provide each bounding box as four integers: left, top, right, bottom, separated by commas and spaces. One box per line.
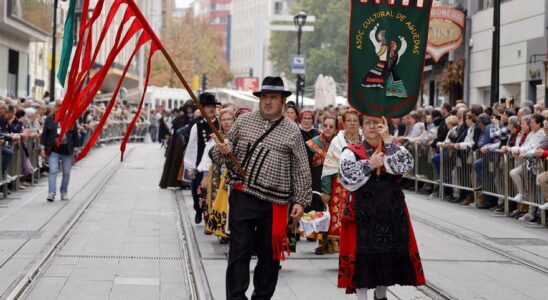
0, 0, 51, 43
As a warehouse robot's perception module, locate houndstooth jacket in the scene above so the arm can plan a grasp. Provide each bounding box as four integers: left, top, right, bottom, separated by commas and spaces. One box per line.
210, 111, 312, 207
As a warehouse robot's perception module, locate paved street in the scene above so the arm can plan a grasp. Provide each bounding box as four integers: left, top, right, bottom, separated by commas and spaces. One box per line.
0, 144, 191, 299
1, 144, 547, 299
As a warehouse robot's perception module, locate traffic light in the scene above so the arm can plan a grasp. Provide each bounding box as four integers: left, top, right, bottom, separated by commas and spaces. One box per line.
201, 73, 208, 91
297, 75, 305, 90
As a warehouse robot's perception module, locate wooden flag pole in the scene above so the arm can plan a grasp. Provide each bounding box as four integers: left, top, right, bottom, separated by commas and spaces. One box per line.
159, 48, 246, 178
123, 1, 245, 177
375, 116, 387, 176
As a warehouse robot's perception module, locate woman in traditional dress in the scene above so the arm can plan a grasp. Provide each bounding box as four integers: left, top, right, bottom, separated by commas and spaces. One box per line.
285, 102, 299, 123
321, 110, 362, 254
305, 117, 338, 254
299, 110, 319, 144
361, 24, 408, 98
337, 115, 425, 299
199, 108, 235, 238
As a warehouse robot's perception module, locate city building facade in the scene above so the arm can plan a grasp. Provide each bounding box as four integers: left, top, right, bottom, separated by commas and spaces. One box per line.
0, 0, 61, 100
191, 0, 232, 63
229, 0, 290, 79
468, 0, 546, 105
1, 0, 161, 102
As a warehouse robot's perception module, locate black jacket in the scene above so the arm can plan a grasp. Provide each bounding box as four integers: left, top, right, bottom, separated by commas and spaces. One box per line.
40, 114, 79, 155
431, 116, 449, 148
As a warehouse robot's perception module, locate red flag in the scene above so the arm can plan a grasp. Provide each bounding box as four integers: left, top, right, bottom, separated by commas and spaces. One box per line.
56, 0, 164, 162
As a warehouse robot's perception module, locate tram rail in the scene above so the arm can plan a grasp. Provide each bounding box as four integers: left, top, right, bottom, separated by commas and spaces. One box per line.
411, 214, 548, 276
2, 148, 134, 300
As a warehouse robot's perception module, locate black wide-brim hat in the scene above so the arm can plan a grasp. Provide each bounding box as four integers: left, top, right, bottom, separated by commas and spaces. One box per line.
199, 92, 222, 106
253, 76, 292, 97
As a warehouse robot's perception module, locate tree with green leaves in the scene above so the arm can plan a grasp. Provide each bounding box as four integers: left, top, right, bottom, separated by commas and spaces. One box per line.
150, 15, 232, 88
269, 1, 349, 90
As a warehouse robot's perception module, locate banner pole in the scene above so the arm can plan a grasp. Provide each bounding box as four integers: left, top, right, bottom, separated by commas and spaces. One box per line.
125, 0, 245, 177
160, 47, 246, 178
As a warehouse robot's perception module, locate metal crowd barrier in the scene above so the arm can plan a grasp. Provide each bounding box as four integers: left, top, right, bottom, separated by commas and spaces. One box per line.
439, 147, 476, 199
0, 123, 150, 199
404, 144, 548, 227
409, 143, 439, 188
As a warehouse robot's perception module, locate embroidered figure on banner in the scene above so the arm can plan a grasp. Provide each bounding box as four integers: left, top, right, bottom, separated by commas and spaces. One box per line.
361, 23, 408, 98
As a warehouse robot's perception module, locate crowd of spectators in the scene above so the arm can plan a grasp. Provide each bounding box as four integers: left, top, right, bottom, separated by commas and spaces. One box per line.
389, 98, 548, 227
277, 97, 548, 227
0, 93, 150, 191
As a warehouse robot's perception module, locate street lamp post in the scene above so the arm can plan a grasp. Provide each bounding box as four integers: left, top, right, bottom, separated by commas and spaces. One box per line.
294, 11, 307, 108
544, 55, 548, 107
489, 0, 500, 105
50, 0, 68, 102
49, 0, 60, 103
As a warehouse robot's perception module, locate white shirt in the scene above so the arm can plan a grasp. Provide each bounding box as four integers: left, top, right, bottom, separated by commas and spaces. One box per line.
197, 140, 214, 172
338, 143, 414, 192
457, 124, 476, 150
511, 129, 545, 157
407, 122, 424, 139
183, 124, 198, 170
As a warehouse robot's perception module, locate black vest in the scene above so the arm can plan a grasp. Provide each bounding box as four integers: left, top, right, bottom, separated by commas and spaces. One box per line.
196, 117, 219, 167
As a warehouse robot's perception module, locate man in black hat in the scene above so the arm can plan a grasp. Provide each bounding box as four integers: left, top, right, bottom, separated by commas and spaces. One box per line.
211, 76, 311, 299
184, 92, 220, 224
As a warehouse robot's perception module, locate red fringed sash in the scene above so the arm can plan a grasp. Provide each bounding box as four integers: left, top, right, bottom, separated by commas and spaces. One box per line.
272, 204, 290, 261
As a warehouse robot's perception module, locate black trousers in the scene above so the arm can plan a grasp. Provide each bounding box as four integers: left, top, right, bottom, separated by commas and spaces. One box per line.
226, 190, 280, 300
190, 170, 203, 213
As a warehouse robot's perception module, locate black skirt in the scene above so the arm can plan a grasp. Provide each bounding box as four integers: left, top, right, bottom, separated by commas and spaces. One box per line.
352, 173, 420, 289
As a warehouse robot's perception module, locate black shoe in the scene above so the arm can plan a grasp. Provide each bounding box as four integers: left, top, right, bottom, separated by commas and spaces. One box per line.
477, 204, 491, 209
194, 211, 202, 224
443, 195, 454, 202
374, 292, 388, 300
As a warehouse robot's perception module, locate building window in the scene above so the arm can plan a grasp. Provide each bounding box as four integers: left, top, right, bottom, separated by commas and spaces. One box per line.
274, 1, 283, 15
212, 16, 228, 24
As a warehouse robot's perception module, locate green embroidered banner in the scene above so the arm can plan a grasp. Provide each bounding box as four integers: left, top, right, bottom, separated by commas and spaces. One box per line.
348, 0, 433, 117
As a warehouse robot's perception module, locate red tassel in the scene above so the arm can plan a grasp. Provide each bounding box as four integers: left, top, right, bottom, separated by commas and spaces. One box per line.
271, 204, 290, 261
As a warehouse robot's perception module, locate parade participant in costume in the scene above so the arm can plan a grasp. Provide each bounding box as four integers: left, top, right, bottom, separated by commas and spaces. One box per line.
207, 108, 251, 241
158, 111, 170, 145
210, 76, 311, 300
184, 92, 220, 224
200, 108, 235, 238
286, 102, 299, 123
321, 110, 362, 254
159, 100, 195, 189
299, 110, 319, 143
305, 117, 339, 255
290, 110, 319, 244
338, 115, 425, 299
